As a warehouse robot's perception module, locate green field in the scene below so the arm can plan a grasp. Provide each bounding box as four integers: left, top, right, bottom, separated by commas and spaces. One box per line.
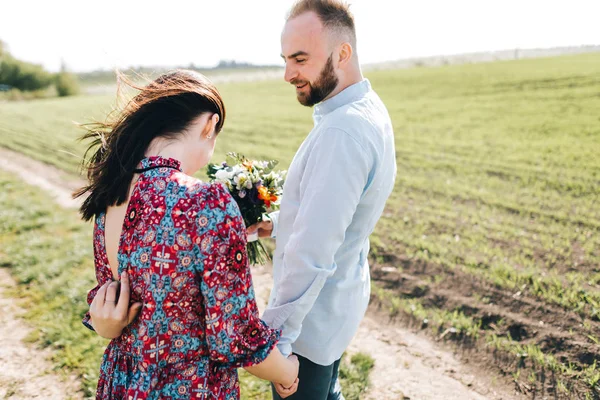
1, 52, 600, 397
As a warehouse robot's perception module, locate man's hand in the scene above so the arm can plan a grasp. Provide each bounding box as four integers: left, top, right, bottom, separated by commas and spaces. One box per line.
89, 272, 142, 339
246, 219, 273, 239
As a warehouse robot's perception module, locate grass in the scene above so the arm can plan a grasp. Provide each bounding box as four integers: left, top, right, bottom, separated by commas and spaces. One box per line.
486, 334, 600, 393
372, 284, 482, 342
374, 278, 600, 394
76, 67, 284, 88
2, 51, 600, 396
339, 352, 375, 400
0, 170, 104, 397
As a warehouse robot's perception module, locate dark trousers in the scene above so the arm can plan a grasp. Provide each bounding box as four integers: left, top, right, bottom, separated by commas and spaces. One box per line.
272, 354, 345, 400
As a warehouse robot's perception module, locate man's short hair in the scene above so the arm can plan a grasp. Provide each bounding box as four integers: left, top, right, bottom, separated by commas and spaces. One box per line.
287, 0, 357, 48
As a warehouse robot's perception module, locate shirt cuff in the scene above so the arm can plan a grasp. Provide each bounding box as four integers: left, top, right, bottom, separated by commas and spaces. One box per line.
268, 211, 279, 239
277, 342, 292, 358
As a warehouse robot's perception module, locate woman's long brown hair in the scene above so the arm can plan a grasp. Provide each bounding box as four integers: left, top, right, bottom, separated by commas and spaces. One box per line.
73, 70, 226, 221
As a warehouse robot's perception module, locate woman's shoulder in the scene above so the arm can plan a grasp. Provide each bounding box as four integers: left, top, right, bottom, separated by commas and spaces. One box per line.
201, 181, 239, 214
170, 173, 237, 213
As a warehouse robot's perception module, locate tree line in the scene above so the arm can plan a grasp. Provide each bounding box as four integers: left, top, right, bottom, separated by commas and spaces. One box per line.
0, 40, 79, 97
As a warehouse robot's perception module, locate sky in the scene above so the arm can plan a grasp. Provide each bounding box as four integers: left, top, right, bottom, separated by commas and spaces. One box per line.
1, 0, 599, 72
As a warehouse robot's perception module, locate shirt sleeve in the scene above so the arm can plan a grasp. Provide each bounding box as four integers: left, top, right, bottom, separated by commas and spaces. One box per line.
261, 127, 372, 356
201, 184, 281, 367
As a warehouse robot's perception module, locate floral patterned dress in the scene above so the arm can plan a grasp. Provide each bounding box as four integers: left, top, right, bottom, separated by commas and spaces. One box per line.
83, 156, 280, 400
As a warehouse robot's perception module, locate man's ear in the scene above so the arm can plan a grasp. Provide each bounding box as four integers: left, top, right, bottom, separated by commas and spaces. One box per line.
338, 42, 353, 67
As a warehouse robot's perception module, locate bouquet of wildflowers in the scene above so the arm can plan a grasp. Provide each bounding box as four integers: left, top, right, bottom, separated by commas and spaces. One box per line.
207, 152, 286, 265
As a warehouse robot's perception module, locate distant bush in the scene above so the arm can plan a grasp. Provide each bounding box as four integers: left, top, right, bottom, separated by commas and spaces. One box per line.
0, 55, 54, 91
55, 72, 80, 97
0, 41, 80, 98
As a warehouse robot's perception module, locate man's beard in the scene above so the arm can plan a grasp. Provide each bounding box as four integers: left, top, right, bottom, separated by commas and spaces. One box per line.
293, 55, 339, 107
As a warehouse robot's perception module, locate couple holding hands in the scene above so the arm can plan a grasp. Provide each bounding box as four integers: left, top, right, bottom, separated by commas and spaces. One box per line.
76, 1, 396, 398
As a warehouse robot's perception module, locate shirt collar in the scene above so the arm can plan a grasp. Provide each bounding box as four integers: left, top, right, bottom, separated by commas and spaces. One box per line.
313, 79, 371, 119
137, 156, 182, 172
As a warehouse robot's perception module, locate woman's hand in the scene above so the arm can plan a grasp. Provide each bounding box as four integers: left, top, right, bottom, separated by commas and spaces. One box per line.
89, 272, 142, 339
274, 354, 300, 398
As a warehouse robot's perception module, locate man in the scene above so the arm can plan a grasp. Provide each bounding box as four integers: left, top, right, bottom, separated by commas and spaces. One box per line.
247, 1, 397, 398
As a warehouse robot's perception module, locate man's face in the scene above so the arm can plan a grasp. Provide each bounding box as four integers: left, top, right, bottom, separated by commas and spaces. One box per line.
281, 12, 339, 107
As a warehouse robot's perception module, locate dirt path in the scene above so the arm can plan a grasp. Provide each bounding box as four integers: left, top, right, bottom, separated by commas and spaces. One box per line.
0, 269, 82, 399
0, 147, 83, 209
0, 147, 513, 399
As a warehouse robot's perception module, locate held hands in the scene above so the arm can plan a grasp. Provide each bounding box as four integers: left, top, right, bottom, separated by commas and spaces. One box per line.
89, 272, 142, 339
246, 219, 273, 240
275, 354, 300, 398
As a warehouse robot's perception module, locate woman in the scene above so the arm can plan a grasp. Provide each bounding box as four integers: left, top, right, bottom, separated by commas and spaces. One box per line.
75, 70, 298, 399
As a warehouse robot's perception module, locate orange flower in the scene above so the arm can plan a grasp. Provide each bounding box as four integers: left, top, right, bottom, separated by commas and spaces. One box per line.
242, 161, 253, 171
257, 186, 278, 207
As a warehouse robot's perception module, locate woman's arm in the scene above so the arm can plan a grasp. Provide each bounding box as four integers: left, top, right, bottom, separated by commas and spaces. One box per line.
200, 184, 297, 386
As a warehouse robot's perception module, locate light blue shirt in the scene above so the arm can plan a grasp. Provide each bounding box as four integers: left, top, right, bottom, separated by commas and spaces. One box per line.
261, 79, 397, 365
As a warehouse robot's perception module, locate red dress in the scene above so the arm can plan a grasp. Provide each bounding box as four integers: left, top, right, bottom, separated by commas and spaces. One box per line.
83, 156, 280, 399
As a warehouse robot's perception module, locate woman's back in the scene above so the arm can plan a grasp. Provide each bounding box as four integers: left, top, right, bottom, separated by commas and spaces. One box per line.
86, 156, 280, 399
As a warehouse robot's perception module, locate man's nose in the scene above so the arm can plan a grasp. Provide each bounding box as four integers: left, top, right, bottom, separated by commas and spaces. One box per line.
284, 63, 297, 83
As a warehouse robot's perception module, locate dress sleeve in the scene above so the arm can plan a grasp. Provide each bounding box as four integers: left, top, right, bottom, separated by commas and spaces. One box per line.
82, 216, 110, 331
200, 183, 281, 368
82, 286, 99, 331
